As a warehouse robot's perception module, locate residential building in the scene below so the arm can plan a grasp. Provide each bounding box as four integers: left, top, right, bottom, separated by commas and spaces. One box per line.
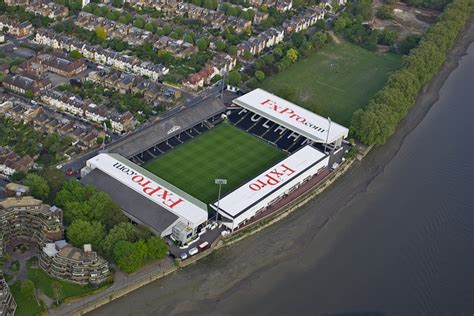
25, 1, 69, 19
4, 0, 30, 5
41, 54, 87, 77
0, 147, 34, 177
2, 73, 51, 95
0, 17, 32, 38
34, 28, 169, 80
0, 195, 63, 259
0, 277, 16, 316
39, 242, 110, 285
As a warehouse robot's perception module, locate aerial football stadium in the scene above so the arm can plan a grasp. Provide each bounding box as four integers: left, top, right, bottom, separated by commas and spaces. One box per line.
81, 89, 349, 244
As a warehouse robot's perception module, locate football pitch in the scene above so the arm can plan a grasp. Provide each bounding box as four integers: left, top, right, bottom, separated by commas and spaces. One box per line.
144, 123, 287, 204
262, 41, 401, 126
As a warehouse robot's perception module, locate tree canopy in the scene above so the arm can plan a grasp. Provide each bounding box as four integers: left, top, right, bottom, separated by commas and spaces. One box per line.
350, 0, 473, 145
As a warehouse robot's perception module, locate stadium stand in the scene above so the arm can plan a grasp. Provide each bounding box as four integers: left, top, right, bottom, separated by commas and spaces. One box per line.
194, 123, 209, 133
248, 119, 275, 136
106, 97, 226, 158
167, 137, 182, 147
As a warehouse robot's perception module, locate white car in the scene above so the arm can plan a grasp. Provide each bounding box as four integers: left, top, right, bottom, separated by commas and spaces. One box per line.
188, 247, 198, 256
55, 164, 64, 170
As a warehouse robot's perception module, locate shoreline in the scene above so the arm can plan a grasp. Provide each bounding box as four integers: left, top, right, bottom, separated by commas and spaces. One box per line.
61, 18, 474, 316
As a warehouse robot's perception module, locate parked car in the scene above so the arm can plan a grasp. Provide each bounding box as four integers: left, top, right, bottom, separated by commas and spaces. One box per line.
198, 241, 209, 251
179, 252, 188, 260
188, 247, 198, 256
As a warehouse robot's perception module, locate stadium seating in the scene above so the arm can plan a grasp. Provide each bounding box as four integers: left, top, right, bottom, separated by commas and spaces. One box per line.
137, 150, 155, 163
275, 130, 299, 151
178, 132, 191, 143
249, 119, 275, 137
228, 108, 248, 124
157, 142, 172, 153
287, 136, 309, 153
194, 123, 209, 133
167, 136, 182, 147
262, 125, 287, 143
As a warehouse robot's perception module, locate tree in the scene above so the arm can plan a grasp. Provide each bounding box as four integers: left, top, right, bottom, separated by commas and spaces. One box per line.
95, 27, 107, 41
39, 168, 65, 202
69, 50, 82, 59
51, 281, 63, 306
273, 47, 283, 57
376, 5, 394, 19
144, 22, 154, 32
255, 70, 265, 81
196, 37, 209, 51
228, 70, 241, 86
263, 54, 275, 65
291, 32, 306, 48
352, 0, 373, 20
228, 45, 238, 56
378, 29, 398, 46
399, 34, 421, 54
118, 15, 128, 24
67, 220, 105, 250
311, 32, 328, 48
146, 236, 168, 259
25, 90, 34, 99
133, 19, 145, 29
101, 222, 137, 258
243, 50, 253, 60
216, 40, 226, 51
183, 33, 194, 44
286, 48, 298, 63
24, 174, 50, 201
111, 0, 123, 7
113, 240, 148, 273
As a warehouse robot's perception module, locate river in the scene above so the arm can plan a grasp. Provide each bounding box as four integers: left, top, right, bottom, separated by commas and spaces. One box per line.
90, 35, 474, 316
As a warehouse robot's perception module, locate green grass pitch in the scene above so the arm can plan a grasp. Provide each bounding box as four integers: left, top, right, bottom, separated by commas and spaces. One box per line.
261, 41, 401, 126
144, 122, 287, 205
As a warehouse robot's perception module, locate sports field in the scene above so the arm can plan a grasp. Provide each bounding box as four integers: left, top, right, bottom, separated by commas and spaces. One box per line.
261, 41, 401, 126
144, 123, 286, 204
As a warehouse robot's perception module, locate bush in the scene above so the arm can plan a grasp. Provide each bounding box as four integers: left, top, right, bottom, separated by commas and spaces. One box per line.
376, 5, 394, 19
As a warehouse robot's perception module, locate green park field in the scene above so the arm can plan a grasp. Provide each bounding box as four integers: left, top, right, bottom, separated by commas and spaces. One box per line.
262, 41, 401, 126
144, 123, 286, 204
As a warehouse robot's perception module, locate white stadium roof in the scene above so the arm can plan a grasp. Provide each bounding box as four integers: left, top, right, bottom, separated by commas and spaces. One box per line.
214, 146, 327, 218
86, 153, 208, 226
233, 89, 349, 144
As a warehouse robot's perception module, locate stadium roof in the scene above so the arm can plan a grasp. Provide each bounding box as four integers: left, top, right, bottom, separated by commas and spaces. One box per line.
81, 169, 179, 235
106, 97, 226, 158
84, 153, 208, 228
213, 145, 327, 219
232, 89, 349, 144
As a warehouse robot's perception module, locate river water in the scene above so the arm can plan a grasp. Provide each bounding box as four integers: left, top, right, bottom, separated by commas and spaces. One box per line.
90, 43, 474, 315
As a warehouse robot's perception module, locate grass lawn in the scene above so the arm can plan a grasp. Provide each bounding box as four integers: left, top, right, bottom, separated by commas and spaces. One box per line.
261, 41, 401, 126
10, 282, 45, 316
27, 266, 102, 302
144, 122, 286, 204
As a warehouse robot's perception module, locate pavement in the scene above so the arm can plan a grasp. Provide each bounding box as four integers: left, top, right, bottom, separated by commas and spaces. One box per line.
2, 239, 37, 284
